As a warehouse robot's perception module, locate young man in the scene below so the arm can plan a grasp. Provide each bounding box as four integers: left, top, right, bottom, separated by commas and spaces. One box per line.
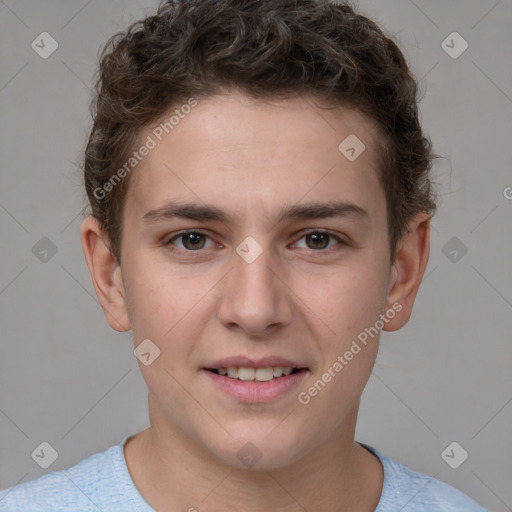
0, 0, 488, 510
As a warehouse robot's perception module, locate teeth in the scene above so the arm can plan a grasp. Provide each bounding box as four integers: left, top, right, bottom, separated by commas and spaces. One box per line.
255, 368, 274, 381
273, 367, 283, 377
216, 366, 296, 381
238, 367, 255, 381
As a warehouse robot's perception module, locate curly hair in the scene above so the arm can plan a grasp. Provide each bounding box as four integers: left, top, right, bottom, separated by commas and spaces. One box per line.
84, 0, 437, 263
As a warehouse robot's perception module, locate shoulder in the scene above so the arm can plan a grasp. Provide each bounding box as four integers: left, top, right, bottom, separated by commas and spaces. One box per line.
0, 442, 125, 512
361, 444, 489, 512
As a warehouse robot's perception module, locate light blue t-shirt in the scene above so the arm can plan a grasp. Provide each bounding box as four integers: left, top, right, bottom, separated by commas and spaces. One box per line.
0, 436, 488, 511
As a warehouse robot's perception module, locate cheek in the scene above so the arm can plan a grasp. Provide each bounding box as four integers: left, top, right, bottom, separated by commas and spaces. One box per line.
125, 273, 169, 335
295, 269, 384, 429
301, 260, 389, 342
124, 265, 211, 372
123, 255, 189, 330
294, 258, 388, 401
125, 272, 197, 403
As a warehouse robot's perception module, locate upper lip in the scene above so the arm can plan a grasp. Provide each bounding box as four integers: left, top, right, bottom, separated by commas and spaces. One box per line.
204, 355, 308, 370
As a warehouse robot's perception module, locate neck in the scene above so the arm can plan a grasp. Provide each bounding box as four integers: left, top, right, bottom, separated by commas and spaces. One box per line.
124, 396, 383, 511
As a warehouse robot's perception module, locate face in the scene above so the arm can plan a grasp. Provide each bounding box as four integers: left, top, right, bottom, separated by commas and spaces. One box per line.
85, 91, 419, 470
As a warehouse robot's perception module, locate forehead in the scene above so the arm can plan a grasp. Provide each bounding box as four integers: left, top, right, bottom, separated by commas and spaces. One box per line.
125, 92, 385, 222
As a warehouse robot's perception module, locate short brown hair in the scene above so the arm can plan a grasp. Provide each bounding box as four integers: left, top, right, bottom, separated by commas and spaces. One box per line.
84, 0, 437, 263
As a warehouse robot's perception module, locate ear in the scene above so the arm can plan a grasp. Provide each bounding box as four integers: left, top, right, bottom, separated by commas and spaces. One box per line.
382, 212, 430, 332
80, 216, 131, 332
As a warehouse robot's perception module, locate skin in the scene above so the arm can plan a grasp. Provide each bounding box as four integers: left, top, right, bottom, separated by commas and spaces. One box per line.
81, 91, 430, 511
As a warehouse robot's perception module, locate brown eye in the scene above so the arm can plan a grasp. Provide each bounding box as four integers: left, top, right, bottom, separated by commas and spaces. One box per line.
167, 231, 214, 251
306, 232, 330, 250
182, 232, 206, 250
295, 231, 343, 251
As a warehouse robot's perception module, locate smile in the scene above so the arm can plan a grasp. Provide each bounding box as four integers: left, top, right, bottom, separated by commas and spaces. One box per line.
208, 366, 299, 381
203, 366, 309, 402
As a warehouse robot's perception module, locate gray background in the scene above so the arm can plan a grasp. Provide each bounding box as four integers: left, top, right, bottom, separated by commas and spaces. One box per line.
0, 0, 511, 510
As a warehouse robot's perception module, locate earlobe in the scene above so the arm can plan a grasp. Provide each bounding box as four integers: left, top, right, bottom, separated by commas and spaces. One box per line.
80, 216, 131, 332
383, 213, 431, 332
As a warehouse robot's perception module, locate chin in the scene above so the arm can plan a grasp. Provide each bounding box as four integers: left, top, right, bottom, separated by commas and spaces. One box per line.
203, 424, 313, 471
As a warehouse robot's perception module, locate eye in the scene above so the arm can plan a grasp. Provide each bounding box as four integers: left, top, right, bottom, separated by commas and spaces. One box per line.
166, 230, 216, 251
293, 230, 344, 251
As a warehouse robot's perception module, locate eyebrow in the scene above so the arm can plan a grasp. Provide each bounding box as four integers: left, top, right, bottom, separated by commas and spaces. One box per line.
142, 200, 368, 226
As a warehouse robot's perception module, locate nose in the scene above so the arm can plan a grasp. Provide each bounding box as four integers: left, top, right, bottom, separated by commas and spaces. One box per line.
216, 239, 294, 338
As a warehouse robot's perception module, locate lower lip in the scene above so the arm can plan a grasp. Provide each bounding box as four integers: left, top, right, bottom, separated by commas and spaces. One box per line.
202, 369, 308, 403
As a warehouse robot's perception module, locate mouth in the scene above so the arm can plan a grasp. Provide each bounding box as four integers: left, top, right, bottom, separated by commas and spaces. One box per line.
202, 360, 309, 402
204, 366, 306, 381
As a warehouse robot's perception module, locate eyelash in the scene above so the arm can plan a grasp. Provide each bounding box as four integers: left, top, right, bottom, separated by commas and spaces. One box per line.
164, 229, 345, 255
